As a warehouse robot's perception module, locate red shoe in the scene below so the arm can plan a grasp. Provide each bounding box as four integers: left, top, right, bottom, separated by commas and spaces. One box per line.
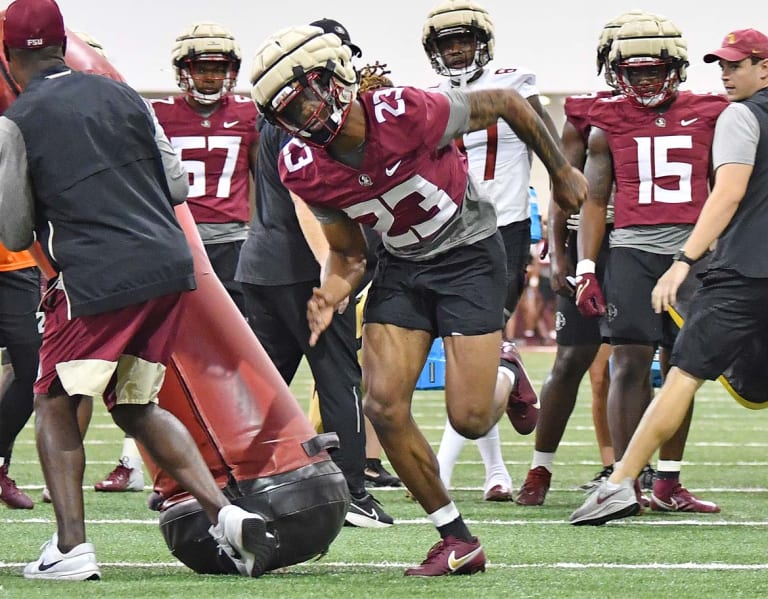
484, 484, 513, 502
515, 466, 551, 506
650, 480, 720, 513
405, 536, 486, 576
94, 458, 144, 492
500, 341, 539, 435
0, 463, 33, 509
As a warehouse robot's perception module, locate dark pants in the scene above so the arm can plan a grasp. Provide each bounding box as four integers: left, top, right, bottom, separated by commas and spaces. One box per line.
242, 280, 366, 496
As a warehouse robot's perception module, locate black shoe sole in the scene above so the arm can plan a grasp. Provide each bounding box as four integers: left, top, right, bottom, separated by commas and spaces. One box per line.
241, 517, 277, 577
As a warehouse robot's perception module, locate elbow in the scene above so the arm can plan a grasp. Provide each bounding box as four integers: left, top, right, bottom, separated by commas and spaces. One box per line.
167, 176, 190, 205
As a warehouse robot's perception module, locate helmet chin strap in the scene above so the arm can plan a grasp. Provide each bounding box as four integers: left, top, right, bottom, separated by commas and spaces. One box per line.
449, 67, 484, 88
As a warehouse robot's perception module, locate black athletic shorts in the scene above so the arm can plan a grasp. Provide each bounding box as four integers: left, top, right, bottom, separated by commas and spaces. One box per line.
555, 229, 610, 346
364, 232, 506, 337
499, 219, 531, 313
0, 267, 41, 346
605, 247, 679, 347
672, 269, 768, 381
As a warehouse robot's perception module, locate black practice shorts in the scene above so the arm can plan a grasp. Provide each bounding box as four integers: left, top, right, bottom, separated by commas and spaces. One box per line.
499, 219, 531, 312
555, 229, 610, 346
605, 247, 680, 347
672, 269, 768, 381
364, 232, 506, 337
0, 267, 41, 346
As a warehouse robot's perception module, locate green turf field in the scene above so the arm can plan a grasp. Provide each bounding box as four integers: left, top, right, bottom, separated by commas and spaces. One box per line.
2, 349, 767, 598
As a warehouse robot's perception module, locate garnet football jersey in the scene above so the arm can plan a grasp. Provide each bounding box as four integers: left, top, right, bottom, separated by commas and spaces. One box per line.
150, 94, 257, 224
564, 91, 614, 145
588, 91, 728, 228
279, 87, 497, 260
436, 67, 538, 226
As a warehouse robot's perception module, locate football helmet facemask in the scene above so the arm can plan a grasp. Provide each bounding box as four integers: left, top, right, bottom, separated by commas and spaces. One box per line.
250, 25, 358, 147
173, 22, 242, 105
422, 0, 495, 79
610, 16, 688, 108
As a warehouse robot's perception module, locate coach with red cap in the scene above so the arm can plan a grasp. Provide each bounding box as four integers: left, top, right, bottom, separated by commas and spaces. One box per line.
570, 27, 768, 524
0, 0, 275, 581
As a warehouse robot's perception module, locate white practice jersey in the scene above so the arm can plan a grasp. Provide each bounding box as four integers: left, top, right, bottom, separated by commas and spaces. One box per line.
436, 66, 538, 226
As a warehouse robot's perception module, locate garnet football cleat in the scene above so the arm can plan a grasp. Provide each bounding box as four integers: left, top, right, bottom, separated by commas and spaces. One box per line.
0, 463, 33, 509
483, 483, 513, 502
94, 458, 144, 492
23, 533, 101, 580
404, 536, 486, 576
515, 466, 552, 506
650, 481, 721, 513
500, 341, 539, 435
570, 477, 640, 526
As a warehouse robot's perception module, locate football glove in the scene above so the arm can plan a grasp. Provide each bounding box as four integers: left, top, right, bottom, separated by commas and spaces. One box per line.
574, 260, 606, 317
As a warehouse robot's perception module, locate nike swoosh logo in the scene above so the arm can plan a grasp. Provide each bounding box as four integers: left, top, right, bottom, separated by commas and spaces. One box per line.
351, 505, 378, 519
652, 495, 678, 510
596, 487, 623, 505
447, 546, 483, 571
681, 118, 698, 126
385, 160, 402, 176
575, 278, 589, 304
38, 559, 63, 571
223, 120, 240, 128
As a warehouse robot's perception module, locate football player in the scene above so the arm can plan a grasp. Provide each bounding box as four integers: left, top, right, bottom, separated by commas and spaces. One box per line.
157, 22, 256, 313
250, 24, 585, 575
516, 10, 659, 507
422, 0, 548, 503
569, 14, 726, 521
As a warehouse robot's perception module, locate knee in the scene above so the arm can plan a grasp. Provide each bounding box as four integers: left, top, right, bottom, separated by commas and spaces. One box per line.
111, 403, 151, 436
448, 406, 494, 440
363, 391, 407, 432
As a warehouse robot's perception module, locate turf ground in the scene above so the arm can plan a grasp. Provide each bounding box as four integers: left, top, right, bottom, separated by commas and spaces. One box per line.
2, 348, 767, 598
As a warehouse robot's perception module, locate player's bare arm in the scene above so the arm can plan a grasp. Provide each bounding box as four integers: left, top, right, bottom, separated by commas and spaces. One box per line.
578, 127, 612, 262
306, 213, 367, 346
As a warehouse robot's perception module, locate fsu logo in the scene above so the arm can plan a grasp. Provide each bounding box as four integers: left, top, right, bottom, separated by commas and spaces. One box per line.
358, 174, 373, 187
555, 311, 566, 331
655, 117, 666, 128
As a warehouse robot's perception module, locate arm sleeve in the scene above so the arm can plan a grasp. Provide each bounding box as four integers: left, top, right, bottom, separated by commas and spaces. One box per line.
438, 89, 471, 147
712, 103, 759, 169
0, 117, 35, 251
143, 99, 189, 204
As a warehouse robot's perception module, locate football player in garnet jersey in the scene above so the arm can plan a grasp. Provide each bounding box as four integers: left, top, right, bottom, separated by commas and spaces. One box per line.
96, 22, 258, 493
155, 22, 257, 314
250, 24, 585, 576
571, 14, 726, 518
572, 27, 768, 526
422, 0, 553, 504
516, 10, 661, 507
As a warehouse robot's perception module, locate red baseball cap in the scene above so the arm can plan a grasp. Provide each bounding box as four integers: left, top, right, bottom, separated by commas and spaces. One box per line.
4, 0, 65, 50
704, 29, 768, 63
